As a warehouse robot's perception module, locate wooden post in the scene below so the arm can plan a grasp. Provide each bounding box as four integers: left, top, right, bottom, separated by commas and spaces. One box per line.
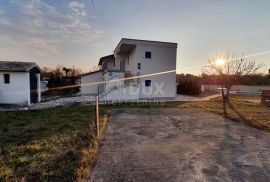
95, 95, 100, 137
261, 90, 270, 106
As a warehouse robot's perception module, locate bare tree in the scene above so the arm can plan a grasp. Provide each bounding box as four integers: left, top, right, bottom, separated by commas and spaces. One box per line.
203, 52, 264, 100
63, 67, 71, 77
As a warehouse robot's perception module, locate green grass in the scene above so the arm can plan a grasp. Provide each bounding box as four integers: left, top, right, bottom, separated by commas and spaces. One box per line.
0, 104, 109, 182
1, 96, 269, 181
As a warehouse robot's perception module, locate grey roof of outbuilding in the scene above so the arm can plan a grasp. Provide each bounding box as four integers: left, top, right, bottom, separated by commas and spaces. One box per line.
98, 54, 115, 66
0, 61, 41, 72
80, 70, 103, 77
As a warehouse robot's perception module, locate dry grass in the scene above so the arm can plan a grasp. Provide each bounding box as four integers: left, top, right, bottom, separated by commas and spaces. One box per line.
0, 104, 109, 182
165, 97, 270, 132
202, 98, 270, 132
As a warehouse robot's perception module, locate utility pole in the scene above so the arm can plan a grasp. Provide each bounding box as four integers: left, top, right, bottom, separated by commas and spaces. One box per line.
95, 95, 100, 137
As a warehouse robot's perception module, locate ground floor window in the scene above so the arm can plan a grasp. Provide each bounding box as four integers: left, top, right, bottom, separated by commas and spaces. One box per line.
145, 80, 151, 87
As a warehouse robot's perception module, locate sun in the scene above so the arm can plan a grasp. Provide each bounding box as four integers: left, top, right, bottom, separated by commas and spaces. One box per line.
216, 59, 225, 65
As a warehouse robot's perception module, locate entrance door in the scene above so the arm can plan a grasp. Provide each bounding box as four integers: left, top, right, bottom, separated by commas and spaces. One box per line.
120, 60, 125, 71
30, 73, 38, 103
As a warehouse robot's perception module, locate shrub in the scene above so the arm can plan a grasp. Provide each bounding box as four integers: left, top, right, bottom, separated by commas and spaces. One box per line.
177, 74, 201, 95
42, 66, 81, 96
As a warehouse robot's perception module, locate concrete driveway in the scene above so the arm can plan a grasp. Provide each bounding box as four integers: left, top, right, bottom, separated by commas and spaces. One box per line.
90, 109, 270, 182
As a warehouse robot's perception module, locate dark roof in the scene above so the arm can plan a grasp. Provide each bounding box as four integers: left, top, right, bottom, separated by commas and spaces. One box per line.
98, 54, 115, 66
0, 61, 41, 72
80, 70, 102, 77
121, 38, 178, 45
114, 38, 178, 53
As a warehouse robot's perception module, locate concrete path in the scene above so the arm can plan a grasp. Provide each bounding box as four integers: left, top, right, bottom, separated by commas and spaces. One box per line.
0, 94, 220, 111
0, 96, 95, 111
30, 95, 95, 110
242, 99, 261, 104
174, 94, 221, 102
90, 108, 270, 182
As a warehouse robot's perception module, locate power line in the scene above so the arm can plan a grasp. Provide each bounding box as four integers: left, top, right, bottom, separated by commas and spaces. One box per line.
90, 0, 97, 11
89, 0, 114, 51
43, 49, 270, 92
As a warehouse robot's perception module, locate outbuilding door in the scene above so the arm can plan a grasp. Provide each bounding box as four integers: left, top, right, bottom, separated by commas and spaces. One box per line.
30, 73, 38, 103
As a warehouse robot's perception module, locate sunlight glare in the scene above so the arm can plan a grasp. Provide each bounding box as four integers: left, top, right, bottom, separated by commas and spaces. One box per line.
216, 59, 225, 65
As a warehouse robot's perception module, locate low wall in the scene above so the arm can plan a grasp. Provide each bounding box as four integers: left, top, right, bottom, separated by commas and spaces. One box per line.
201, 84, 270, 92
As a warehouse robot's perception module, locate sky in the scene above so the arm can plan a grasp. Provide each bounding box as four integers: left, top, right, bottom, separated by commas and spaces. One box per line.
0, 0, 269, 74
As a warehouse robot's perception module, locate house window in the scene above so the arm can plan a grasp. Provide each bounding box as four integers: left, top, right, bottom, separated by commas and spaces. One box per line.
4, 74, 10, 84
145, 80, 151, 87
145, 51, 151, 59
138, 63, 141, 70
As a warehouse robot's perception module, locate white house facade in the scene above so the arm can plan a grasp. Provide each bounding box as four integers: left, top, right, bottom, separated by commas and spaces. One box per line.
0, 61, 41, 105
80, 70, 103, 95
81, 38, 177, 101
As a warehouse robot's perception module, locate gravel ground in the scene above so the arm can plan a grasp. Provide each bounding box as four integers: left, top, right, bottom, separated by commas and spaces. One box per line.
90, 108, 270, 182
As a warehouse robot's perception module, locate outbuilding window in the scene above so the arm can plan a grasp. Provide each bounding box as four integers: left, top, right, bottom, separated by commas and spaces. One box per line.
145, 51, 151, 59
145, 80, 151, 87
4, 74, 10, 84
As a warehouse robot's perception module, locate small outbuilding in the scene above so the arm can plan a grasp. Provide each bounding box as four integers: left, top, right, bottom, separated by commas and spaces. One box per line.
0, 61, 41, 105
80, 70, 103, 95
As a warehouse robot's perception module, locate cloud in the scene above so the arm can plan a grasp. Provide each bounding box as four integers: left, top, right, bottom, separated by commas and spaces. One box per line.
69, 1, 87, 16
0, 0, 104, 57
25, 38, 60, 56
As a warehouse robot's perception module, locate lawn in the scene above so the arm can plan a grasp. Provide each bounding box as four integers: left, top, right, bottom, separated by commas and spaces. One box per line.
0, 104, 109, 182
1, 96, 269, 181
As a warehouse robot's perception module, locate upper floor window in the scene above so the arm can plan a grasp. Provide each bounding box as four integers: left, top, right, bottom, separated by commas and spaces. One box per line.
138, 63, 141, 70
145, 80, 151, 87
145, 51, 151, 59
4, 74, 10, 84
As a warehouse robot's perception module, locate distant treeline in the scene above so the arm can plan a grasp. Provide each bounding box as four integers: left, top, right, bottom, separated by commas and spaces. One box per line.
176, 73, 270, 96
200, 74, 270, 85
177, 74, 270, 86
42, 66, 82, 96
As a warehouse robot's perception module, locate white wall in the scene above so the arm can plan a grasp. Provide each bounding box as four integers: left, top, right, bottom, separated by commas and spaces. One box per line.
101, 85, 139, 101
105, 60, 115, 70
41, 81, 48, 92
103, 71, 125, 92
122, 43, 177, 99
36, 73, 41, 102
0, 72, 30, 105
81, 71, 103, 95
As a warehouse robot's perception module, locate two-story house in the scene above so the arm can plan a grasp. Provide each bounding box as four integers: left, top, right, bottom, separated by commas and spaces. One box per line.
81, 38, 177, 101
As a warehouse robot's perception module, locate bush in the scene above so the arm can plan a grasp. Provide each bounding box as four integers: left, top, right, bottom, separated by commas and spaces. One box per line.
177, 74, 201, 95
42, 66, 81, 96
